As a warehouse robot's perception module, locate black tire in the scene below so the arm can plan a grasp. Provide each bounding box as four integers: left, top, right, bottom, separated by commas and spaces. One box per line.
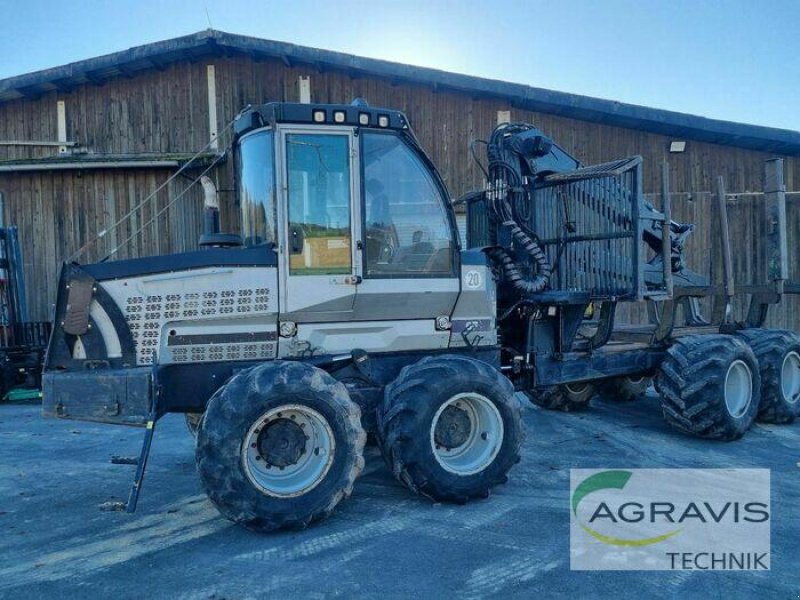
196, 361, 366, 532
735, 329, 800, 424
655, 335, 761, 440
596, 376, 652, 402
525, 382, 595, 411
185, 413, 203, 437
376, 354, 523, 503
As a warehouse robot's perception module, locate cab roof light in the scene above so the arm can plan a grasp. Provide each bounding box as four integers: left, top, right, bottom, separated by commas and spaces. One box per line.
312, 109, 326, 123
333, 110, 346, 123
358, 112, 370, 126
378, 114, 390, 128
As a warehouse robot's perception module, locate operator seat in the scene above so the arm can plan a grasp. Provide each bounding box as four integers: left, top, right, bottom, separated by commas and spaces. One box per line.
391, 230, 435, 271
364, 179, 398, 268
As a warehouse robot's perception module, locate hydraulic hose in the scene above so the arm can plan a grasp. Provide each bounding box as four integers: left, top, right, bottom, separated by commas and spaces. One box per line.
484, 123, 552, 293
488, 246, 549, 295
502, 220, 551, 285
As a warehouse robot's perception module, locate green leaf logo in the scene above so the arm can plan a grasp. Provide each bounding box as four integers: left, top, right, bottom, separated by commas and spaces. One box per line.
572, 470, 681, 547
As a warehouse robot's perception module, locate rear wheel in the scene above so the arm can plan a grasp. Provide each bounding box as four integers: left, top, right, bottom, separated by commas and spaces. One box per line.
655, 335, 761, 440
596, 376, 652, 402
735, 329, 800, 424
526, 382, 595, 411
377, 355, 523, 503
196, 361, 365, 532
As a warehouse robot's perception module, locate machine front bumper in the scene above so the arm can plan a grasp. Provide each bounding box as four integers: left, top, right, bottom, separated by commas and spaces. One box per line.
42, 368, 153, 426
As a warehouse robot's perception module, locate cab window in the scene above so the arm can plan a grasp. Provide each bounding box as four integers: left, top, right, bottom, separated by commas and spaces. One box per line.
286, 133, 352, 275
238, 130, 276, 247
361, 133, 453, 277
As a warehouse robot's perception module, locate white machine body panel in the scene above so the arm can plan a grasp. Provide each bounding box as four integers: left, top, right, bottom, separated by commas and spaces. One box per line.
100, 266, 279, 365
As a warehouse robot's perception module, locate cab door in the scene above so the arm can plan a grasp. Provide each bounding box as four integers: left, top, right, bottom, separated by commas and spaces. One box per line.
353, 131, 459, 321
278, 126, 360, 322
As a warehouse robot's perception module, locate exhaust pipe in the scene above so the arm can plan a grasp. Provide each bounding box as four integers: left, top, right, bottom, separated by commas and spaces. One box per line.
198, 176, 242, 248
201, 175, 220, 237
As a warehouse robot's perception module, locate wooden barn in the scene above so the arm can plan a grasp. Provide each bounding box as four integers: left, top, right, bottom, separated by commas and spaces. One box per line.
0, 29, 798, 325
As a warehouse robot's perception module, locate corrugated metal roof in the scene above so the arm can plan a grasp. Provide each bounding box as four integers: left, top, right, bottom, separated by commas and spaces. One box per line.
2, 29, 799, 155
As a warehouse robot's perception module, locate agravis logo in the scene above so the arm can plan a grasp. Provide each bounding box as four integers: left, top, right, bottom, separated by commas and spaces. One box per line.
571, 470, 681, 547
570, 469, 771, 571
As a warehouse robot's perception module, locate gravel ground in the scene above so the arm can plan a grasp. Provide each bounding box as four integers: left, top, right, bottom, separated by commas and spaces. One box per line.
0, 392, 797, 599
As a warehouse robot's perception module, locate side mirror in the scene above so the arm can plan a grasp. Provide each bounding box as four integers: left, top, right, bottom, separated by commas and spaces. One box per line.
289, 223, 305, 254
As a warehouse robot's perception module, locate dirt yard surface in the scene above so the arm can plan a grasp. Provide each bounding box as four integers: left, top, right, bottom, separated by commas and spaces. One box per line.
1, 393, 797, 598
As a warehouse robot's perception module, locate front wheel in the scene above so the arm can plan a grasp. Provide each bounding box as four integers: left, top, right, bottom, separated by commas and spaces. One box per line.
196, 361, 366, 532
377, 355, 523, 503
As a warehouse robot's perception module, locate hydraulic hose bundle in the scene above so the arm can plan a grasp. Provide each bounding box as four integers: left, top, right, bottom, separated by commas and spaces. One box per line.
484, 123, 552, 294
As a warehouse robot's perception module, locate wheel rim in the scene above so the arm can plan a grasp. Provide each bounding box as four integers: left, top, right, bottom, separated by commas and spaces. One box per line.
565, 382, 588, 395
430, 392, 503, 476
241, 404, 335, 498
781, 351, 800, 404
724, 360, 753, 418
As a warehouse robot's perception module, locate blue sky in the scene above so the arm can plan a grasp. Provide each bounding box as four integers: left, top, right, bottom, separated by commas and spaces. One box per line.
1, 0, 798, 130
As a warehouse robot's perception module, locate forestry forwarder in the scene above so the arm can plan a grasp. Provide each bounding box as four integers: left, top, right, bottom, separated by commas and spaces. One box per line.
42, 100, 800, 531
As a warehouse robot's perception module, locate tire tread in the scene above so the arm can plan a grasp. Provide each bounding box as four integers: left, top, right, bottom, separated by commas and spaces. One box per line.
654, 334, 761, 440
196, 361, 365, 532
377, 355, 523, 502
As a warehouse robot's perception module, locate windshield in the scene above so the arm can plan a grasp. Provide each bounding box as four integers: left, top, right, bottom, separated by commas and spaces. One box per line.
237, 130, 276, 247
361, 132, 453, 276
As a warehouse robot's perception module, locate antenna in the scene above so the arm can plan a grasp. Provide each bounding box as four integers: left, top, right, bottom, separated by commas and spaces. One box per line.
205, 6, 213, 29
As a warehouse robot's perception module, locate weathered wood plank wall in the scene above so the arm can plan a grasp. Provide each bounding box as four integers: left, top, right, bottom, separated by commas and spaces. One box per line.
0, 169, 206, 319
0, 56, 797, 324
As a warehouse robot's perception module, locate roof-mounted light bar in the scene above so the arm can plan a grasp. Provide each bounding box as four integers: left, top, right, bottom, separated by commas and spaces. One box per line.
233, 102, 409, 138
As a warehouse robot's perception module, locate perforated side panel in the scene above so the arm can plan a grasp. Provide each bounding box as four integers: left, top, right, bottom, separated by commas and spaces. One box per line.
124, 287, 272, 365
170, 342, 274, 364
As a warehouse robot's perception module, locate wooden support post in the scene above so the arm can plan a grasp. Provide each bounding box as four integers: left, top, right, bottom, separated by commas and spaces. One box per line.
57, 100, 67, 154
207, 65, 218, 151
298, 76, 311, 104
